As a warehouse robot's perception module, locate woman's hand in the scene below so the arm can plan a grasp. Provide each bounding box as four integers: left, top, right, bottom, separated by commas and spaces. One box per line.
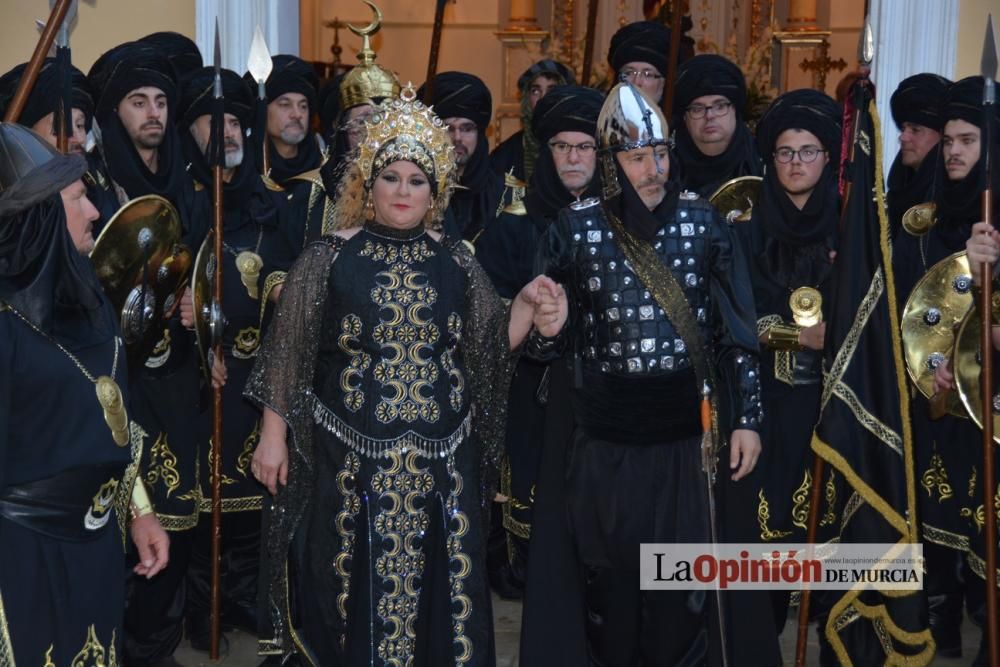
509, 275, 566, 350
532, 281, 567, 338
253, 408, 289, 495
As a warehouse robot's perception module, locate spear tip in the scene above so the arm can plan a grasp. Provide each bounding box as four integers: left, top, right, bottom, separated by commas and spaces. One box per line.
983, 14, 998, 81
858, 14, 874, 66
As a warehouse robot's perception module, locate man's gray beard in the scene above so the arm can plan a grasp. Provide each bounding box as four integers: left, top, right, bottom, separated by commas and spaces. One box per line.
225, 147, 244, 169
279, 127, 306, 145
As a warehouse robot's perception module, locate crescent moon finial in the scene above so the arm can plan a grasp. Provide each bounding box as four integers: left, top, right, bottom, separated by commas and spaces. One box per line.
347, 1, 383, 65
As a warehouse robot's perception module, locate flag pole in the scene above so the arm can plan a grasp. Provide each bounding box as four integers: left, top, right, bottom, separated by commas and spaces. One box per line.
580, 0, 600, 87
794, 18, 874, 667
424, 0, 447, 103
662, 0, 684, 117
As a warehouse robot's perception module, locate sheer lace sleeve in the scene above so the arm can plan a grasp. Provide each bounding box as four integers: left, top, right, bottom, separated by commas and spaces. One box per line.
448, 239, 520, 511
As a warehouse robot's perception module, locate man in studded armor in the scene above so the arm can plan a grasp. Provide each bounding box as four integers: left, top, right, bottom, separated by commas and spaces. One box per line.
520, 81, 767, 666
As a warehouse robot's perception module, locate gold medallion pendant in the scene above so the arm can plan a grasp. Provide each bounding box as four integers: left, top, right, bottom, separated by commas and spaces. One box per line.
790, 287, 823, 327
236, 251, 263, 299
95, 375, 130, 447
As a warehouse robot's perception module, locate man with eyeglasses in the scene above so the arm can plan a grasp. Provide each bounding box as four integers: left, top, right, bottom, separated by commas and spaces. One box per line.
886, 73, 951, 239
738, 90, 842, 654
672, 54, 762, 199
419, 72, 510, 243
475, 85, 604, 601
521, 80, 773, 666
491, 59, 575, 184
283, 39, 401, 251
897, 75, 1000, 666
607, 20, 692, 105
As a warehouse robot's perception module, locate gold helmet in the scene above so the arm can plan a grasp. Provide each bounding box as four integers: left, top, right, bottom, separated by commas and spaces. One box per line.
331, 83, 456, 230
339, 1, 401, 111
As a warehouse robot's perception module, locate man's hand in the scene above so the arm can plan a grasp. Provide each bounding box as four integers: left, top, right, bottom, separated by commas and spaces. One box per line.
179, 287, 195, 329
209, 349, 227, 389
532, 282, 567, 338
729, 429, 761, 482
799, 322, 826, 351
967, 221, 999, 287
130, 514, 169, 578
933, 358, 955, 395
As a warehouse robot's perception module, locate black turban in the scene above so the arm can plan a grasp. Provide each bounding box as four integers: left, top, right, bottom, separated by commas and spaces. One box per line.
517, 59, 575, 92
673, 54, 747, 120
944, 76, 1000, 129
0, 59, 93, 131
88, 42, 178, 117
418, 72, 492, 129
178, 67, 254, 129
138, 31, 203, 80
890, 73, 951, 131
531, 85, 603, 145
249, 55, 318, 110
756, 88, 842, 164
608, 21, 671, 77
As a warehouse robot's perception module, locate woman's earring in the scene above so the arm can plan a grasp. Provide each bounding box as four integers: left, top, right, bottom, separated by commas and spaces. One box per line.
365, 194, 375, 221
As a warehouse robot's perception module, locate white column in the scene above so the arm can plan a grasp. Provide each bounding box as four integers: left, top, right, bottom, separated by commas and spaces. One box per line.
869, 0, 957, 175
196, 0, 300, 74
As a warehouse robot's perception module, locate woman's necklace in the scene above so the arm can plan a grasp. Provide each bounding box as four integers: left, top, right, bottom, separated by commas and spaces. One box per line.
7, 305, 129, 447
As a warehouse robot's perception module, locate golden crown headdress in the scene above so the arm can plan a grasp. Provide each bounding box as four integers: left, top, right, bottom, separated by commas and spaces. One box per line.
339, 1, 401, 110
358, 83, 456, 199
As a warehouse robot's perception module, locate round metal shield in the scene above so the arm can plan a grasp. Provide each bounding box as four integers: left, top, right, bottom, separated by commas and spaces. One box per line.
709, 176, 762, 223
900, 251, 972, 417
192, 230, 225, 381
954, 306, 1000, 444
90, 195, 191, 362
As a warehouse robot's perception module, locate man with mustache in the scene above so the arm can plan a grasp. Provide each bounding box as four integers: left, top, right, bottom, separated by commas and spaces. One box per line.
607, 20, 693, 106
0, 58, 94, 156
672, 54, 763, 198
490, 59, 575, 184
521, 81, 771, 666
84, 42, 209, 667
284, 37, 400, 250
478, 84, 604, 600
894, 75, 1000, 665
886, 73, 951, 239
172, 66, 296, 655
244, 55, 323, 193
419, 72, 509, 243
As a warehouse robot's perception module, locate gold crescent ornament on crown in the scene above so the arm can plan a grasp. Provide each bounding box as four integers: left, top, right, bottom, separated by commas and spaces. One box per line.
235, 251, 263, 300
95, 375, 130, 447
347, 0, 383, 38
789, 287, 823, 327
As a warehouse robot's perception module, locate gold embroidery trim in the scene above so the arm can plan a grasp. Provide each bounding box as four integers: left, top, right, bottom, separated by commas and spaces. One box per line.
144, 431, 180, 497
919, 451, 953, 502
334, 452, 361, 649
0, 586, 14, 667
198, 495, 264, 513
757, 489, 792, 541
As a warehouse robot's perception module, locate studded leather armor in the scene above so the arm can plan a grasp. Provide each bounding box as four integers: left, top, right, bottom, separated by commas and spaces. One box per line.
537, 194, 763, 432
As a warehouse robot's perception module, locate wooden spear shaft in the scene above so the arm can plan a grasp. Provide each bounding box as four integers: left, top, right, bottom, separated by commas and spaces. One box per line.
662, 0, 684, 116
580, 0, 600, 87
209, 158, 224, 660
980, 181, 999, 666
3, 0, 72, 123
424, 0, 447, 103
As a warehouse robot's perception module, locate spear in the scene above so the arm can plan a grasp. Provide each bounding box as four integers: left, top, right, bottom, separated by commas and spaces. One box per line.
793, 18, 874, 667
580, 0, 599, 86
52, 0, 78, 153
662, 0, 684, 116
208, 18, 226, 661
424, 0, 448, 104
3, 0, 73, 123
978, 14, 998, 667
247, 25, 273, 178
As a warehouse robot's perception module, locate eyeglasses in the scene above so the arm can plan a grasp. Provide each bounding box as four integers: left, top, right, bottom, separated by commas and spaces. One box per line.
685, 100, 733, 119
621, 68, 664, 82
446, 122, 478, 136
773, 146, 827, 164
548, 141, 597, 156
